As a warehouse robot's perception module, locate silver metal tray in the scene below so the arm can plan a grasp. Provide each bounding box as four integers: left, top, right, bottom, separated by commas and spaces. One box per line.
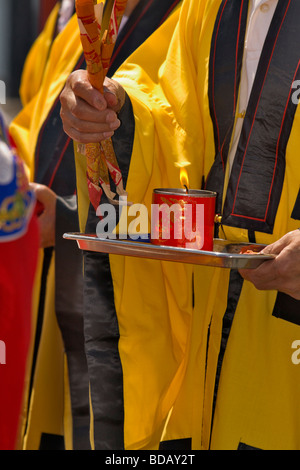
63, 233, 275, 269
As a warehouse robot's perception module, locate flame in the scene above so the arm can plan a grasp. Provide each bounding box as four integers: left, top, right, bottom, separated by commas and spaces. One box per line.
180, 167, 189, 191
175, 161, 191, 191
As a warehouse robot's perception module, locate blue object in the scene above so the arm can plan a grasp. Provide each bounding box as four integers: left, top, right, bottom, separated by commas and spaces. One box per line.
0, 140, 35, 242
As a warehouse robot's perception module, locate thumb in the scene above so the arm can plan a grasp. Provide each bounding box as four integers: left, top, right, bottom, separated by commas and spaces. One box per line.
30, 183, 56, 208
103, 77, 125, 113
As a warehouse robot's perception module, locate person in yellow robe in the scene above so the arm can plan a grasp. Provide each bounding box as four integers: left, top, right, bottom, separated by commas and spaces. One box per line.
19, 2, 61, 107
60, 0, 300, 450
10, 0, 184, 451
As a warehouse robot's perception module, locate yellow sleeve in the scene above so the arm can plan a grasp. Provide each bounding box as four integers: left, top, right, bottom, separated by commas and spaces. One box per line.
10, 13, 82, 180
19, 3, 60, 107
113, 0, 211, 220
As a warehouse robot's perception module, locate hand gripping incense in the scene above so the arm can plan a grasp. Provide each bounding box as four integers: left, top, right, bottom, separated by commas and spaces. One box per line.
75, 0, 128, 210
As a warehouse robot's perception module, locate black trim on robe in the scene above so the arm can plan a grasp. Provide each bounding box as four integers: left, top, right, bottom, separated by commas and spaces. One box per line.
238, 442, 262, 451
209, 269, 244, 449
291, 189, 300, 220
272, 292, 300, 327
159, 438, 192, 450
34, 53, 86, 191
208, 0, 248, 181
39, 433, 65, 450
55, 196, 91, 450
24, 248, 54, 437
83, 94, 135, 450
206, 0, 300, 234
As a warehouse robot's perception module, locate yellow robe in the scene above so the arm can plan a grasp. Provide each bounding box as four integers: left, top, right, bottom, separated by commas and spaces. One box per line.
75, 3, 194, 450
13, 0, 186, 451
76, 0, 300, 450
19, 3, 61, 107
10, 13, 83, 450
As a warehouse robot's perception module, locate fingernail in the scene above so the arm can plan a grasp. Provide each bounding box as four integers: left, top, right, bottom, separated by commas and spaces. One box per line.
103, 131, 114, 139
95, 96, 106, 111
106, 111, 117, 123
110, 119, 120, 130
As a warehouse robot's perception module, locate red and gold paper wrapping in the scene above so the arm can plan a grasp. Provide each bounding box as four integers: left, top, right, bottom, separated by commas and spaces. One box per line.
115, 0, 128, 24
75, 0, 128, 210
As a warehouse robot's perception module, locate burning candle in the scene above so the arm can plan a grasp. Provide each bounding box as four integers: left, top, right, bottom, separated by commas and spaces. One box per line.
151, 167, 217, 251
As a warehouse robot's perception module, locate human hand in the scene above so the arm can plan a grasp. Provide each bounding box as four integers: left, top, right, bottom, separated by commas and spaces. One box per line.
239, 229, 300, 300
60, 69, 125, 143
30, 183, 57, 248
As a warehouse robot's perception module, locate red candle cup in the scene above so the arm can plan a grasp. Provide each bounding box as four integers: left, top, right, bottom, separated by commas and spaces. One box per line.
151, 188, 217, 251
